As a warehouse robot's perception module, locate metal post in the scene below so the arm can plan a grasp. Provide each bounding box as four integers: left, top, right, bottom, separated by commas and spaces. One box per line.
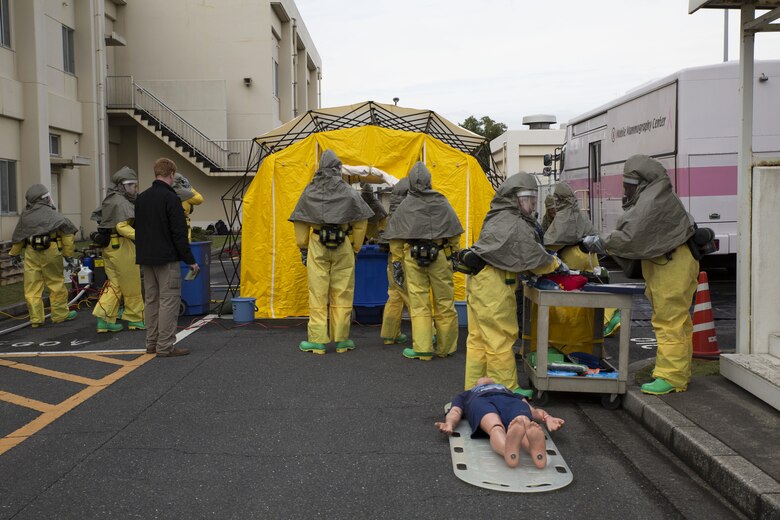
736, 2, 755, 355
724, 10, 729, 62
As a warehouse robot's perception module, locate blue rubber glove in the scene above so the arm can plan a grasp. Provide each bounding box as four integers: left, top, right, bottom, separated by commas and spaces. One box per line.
300, 248, 308, 266
11, 255, 22, 269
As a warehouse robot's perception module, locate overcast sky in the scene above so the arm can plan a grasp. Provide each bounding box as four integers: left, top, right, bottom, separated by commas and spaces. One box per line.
294, 0, 780, 129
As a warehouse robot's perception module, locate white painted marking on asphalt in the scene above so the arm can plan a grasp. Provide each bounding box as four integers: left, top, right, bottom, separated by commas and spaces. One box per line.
1, 314, 217, 356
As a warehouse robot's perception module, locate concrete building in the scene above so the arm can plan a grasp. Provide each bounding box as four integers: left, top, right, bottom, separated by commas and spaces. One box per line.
0, 0, 320, 242
490, 115, 565, 178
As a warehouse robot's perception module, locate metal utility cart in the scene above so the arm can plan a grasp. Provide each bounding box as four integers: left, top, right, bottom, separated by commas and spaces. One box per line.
520, 283, 641, 409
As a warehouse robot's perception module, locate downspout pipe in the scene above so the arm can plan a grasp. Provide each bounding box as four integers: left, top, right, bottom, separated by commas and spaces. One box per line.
291, 17, 298, 117
94, 0, 107, 202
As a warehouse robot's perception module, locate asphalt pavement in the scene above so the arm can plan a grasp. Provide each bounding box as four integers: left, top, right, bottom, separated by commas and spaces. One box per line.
0, 265, 778, 519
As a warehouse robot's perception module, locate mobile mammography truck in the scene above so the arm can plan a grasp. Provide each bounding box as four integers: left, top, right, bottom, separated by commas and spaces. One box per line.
560, 60, 780, 267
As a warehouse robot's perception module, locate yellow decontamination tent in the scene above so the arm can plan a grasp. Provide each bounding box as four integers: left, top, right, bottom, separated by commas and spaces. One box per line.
241, 125, 496, 318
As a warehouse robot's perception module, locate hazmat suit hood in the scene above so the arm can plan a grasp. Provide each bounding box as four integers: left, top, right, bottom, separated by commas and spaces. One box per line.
388, 177, 409, 215
621, 154, 667, 210
173, 173, 195, 202
91, 166, 137, 229
383, 162, 463, 241
471, 172, 553, 272
544, 182, 597, 247
288, 149, 375, 225
604, 155, 695, 259
12, 184, 77, 242
361, 185, 387, 224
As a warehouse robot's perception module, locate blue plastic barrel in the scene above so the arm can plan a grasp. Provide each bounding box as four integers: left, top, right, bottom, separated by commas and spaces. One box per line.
354, 245, 389, 306
353, 245, 389, 325
180, 241, 211, 315
232, 297, 257, 323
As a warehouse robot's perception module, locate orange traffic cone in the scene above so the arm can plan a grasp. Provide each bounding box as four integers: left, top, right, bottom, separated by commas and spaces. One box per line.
692, 271, 721, 358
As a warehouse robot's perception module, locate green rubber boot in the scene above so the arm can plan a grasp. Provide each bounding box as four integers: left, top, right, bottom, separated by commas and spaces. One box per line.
127, 321, 146, 330
53, 310, 77, 324
299, 341, 326, 354
641, 378, 678, 395
96, 318, 123, 333
335, 339, 355, 353
513, 387, 534, 399
402, 348, 433, 361
604, 309, 622, 337
382, 333, 409, 345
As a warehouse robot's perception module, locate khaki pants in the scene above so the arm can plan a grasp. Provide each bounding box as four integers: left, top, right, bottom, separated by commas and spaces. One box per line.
142, 263, 181, 354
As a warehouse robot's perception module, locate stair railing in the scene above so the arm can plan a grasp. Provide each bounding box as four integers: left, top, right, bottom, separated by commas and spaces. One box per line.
106, 76, 252, 172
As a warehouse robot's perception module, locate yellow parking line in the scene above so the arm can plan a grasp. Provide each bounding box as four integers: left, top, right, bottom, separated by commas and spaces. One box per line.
0, 358, 99, 386
0, 391, 55, 413
0, 353, 154, 456
73, 353, 131, 366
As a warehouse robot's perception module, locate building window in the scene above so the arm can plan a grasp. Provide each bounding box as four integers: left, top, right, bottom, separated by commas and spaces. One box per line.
273, 59, 279, 98
62, 25, 75, 74
0, 160, 17, 214
49, 134, 61, 157
0, 0, 10, 48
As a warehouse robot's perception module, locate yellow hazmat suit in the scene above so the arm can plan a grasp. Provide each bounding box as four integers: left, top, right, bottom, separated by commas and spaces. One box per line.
540, 181, 604, 354
174, 173, 204, 242
289, 149, 375, 353
93, 220, 145, 327
295, 220, 368, 345
525, 246, 599, 355
10, 232, 75, 325
465, 172, 560, 391
383, 163, 464, 360
389, 237, 460, 358
380, 257, 410, 342
379, 178, 409, 344
591, 155, 699, 394
91, 167, 144, 332
642, 244, 698, 390
9, 184, 78, 326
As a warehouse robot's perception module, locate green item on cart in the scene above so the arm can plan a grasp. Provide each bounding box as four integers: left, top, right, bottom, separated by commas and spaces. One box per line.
527, 348, 565, 368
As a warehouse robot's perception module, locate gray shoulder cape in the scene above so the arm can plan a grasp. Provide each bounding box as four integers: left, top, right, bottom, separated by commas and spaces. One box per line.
471, 173, 552, 272
91, 166, 137, 228
544, 182, 597, 247
12, 185, 77, 242
288, 149, 374, 225
604, 161, 694, 259
383, 162, 463, 240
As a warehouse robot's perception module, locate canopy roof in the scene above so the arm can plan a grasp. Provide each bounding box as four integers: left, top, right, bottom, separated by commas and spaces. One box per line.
255, 101, 487, 156
690, 0, 780, 12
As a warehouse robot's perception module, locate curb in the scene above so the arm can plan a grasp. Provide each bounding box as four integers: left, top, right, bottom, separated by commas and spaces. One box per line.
623, 387, 780, 519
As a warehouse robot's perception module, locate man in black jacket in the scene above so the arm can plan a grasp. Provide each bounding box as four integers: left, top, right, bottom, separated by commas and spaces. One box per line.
135, 158, 199, 357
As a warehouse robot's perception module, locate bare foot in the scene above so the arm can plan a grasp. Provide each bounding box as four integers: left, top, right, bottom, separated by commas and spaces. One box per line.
504, 416, 529, 468
526, 422, 547, 469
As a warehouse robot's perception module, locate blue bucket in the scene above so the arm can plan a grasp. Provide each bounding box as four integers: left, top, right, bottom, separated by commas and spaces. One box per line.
232, 297, 257, 323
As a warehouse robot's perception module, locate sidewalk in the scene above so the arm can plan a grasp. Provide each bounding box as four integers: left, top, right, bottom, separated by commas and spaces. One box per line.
625, 359, 780, 519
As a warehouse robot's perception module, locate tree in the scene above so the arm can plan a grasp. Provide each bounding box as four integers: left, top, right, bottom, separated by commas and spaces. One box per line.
460, 115, 507, 174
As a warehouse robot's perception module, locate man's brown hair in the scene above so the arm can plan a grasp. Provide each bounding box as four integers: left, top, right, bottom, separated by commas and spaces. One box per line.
153, 158, 177, 178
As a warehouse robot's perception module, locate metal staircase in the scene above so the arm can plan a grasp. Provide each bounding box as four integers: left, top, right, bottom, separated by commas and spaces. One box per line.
106, 76, 254, 175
